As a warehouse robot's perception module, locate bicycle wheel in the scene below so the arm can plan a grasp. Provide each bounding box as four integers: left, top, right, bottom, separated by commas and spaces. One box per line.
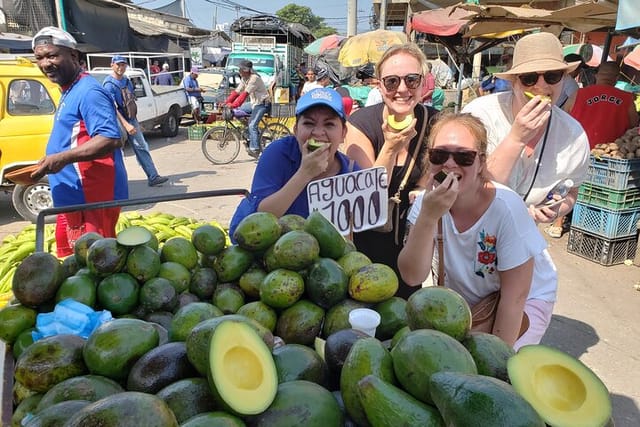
201, 126, 241, 164
260, 123, 292, 150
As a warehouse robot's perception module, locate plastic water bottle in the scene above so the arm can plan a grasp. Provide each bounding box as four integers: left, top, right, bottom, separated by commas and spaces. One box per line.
546, 179, 574, 201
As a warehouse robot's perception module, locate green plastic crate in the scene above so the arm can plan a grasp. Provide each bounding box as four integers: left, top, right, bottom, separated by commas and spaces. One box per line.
188, 124, 207, 140
577, 182, 640, 210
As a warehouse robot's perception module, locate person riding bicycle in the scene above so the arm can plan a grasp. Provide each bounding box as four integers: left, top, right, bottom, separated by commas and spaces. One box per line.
228, 87, 359, 237
223, 60, 271, 157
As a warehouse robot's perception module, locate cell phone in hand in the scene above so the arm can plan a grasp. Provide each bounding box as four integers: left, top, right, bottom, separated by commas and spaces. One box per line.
434, 170, 448, 184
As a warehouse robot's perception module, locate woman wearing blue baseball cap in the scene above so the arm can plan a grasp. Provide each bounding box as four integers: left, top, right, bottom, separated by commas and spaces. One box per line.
229, 87, 358, 236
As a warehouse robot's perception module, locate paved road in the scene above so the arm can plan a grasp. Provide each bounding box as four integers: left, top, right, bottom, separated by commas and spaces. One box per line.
1, 127, 639, 425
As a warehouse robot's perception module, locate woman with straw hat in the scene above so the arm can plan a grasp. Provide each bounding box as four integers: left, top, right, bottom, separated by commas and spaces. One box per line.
463, 32, 590, 226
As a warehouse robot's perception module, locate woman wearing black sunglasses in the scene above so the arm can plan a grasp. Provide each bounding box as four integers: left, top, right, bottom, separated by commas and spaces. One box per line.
399, 113, 557, 349
345, 43, 440, 299
462, 32, 590, 226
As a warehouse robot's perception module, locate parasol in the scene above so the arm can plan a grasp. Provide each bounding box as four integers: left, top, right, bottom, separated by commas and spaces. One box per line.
623, 45, 640, 71
338, 30, 407, 67
304, 34, 346, 56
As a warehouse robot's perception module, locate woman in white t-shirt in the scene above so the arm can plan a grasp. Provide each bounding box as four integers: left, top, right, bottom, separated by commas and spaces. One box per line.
398, 113, 557, 349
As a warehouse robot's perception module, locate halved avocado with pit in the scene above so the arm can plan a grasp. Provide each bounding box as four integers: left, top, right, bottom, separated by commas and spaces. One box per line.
207, 320, 278, 415
508, 344, 612, 427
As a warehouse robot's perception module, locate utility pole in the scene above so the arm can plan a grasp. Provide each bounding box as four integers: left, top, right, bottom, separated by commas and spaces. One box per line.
379, 0, 387, 30
347, 0, 357, 36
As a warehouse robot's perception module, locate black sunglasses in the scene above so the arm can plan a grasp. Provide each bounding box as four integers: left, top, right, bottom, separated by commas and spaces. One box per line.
428, 149, 478, 167
517, 70, 564, 87
380, 73, 423, 91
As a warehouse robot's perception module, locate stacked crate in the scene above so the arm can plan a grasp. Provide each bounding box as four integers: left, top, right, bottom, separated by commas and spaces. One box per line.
567, 156, 640, 265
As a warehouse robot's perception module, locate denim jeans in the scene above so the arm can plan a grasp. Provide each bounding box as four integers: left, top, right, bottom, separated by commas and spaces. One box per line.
247, 102, 270, 151
127, 119, 159, 182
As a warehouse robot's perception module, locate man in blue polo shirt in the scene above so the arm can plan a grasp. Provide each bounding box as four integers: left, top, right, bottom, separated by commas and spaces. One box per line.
31, 27, 128, 257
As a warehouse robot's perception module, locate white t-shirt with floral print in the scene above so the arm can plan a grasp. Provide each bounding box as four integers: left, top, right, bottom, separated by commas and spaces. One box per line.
408, 182, 557, 306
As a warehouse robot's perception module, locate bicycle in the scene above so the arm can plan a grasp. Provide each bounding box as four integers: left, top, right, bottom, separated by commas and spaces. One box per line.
201, 106, 292, 164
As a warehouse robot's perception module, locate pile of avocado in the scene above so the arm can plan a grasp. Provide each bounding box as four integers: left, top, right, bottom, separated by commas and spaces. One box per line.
1, 211, 613, 427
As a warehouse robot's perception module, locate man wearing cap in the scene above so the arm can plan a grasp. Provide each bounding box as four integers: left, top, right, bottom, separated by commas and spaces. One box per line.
30, 27, 128, 257
223, 60, 270, 156
103, 55, 168, 187
463, 32, 590, 226
228, 87, 358, 236
183, 66, 205, 124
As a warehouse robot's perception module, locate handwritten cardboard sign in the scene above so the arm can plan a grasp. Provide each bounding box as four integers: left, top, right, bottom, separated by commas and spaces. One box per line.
307, 166, 389, 235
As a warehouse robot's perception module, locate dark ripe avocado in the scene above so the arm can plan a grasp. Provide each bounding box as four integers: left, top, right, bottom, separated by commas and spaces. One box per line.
357, 375, 444, 427
86, 237, 129, 277
64, 391, 178, 427
207, 320, 278, 416
325, 328, 369, 376
272, 343, 329, 387
73, 232, 103, 266
156, 378, 215, 424
430, 371, 545, 427
126, 341, 198, 393
12, 252, 63, 308
508, 344, 612, 427
249, 380, 344, 427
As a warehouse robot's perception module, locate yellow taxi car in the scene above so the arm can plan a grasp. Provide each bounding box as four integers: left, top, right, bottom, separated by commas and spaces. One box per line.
0, 55, 59, 222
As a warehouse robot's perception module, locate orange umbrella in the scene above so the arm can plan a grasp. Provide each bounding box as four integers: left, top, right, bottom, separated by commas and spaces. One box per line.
338, 30, 407, 67
623, 45, 640, 71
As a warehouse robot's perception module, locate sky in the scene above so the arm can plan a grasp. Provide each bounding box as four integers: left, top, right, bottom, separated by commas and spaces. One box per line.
132, 0, 375, 35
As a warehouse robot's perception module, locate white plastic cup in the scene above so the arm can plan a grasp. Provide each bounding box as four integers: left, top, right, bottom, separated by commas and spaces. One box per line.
348, 308, 381, 337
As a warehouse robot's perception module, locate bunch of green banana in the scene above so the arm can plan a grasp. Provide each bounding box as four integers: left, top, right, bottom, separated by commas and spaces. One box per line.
116, 211, 222, 243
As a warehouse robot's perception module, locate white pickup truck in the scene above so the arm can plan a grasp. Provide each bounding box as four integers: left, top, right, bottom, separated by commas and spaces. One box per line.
89, 67, 190, 137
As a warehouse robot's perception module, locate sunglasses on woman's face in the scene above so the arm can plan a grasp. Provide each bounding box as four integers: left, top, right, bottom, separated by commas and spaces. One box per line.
428, 148, 478, 166
517, 70, 564, 87
380, 73, 422, 91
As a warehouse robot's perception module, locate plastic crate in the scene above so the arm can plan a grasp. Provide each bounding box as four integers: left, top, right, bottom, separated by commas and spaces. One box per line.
586, 155, 640, 190
571, 202, 640, 239
188, 124, 207, 140
567, 228, 638, 266
577, 183, 640, 211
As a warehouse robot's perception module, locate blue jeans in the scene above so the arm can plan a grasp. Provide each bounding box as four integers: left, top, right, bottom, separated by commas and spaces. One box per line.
246, 102, 270, 151
127, 119, 159, 182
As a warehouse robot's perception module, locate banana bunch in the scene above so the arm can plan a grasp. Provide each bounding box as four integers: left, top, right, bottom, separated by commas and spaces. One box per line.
116, 211, 221, 244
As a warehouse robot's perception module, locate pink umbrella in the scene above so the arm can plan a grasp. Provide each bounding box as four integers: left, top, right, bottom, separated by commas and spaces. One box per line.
623, 45, 640, 70
304, 34, 346, 56
563, 44, 612, 67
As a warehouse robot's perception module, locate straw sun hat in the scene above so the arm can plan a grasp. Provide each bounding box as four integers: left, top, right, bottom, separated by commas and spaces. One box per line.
495, 32, 581, 79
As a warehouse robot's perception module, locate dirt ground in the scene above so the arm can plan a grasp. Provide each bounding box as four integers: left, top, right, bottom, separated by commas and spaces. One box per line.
1, 128, 639, 425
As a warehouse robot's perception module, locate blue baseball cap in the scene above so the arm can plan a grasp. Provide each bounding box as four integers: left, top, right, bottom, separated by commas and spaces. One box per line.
295, 88, 345, 120
111, 55, 127, 64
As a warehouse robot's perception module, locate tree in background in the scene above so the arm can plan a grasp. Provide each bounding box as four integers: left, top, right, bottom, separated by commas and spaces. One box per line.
276, 4, 337, 38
